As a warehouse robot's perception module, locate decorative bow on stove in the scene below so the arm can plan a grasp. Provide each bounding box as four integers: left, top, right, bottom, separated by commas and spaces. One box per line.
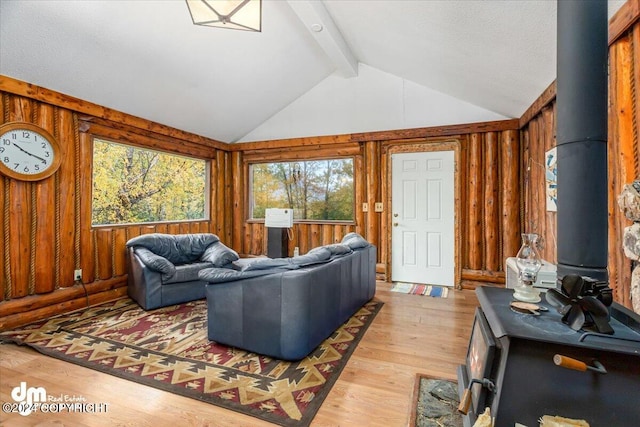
546, 275, 614, 334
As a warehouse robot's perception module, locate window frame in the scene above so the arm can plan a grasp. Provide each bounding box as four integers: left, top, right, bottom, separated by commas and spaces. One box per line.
246, 155, 356, 225
90, 136, 211, 227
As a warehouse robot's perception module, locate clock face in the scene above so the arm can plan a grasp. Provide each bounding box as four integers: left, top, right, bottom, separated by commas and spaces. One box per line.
0, 122, 61, 181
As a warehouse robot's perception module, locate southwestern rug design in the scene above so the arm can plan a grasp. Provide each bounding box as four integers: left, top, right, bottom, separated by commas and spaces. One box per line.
0, 297, 383, 427
391, 282, 450, 298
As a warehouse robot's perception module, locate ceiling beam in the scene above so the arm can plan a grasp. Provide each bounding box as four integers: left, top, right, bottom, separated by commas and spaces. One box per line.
286, 0, 358, 77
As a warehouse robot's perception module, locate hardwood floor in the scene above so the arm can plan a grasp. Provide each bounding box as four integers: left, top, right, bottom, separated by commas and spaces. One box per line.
0, 282, 479, 427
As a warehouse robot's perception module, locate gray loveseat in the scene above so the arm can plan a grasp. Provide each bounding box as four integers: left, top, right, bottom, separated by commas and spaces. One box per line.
126, 233, 239, 310
200, 233, 376, 360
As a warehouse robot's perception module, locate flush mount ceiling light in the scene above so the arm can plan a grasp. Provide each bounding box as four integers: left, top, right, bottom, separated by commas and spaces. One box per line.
186, 0, 262, 32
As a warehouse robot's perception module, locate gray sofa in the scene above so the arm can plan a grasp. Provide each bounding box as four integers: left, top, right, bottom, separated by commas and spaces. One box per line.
200, 233, 376, 360
126, 233, 239, 310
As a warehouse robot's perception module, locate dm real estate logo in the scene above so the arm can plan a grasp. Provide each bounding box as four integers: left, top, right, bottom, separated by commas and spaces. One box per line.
4, 381, 109, 416
10, 382, 46, 416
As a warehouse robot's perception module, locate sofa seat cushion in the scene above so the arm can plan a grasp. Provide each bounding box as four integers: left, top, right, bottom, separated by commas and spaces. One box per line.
162, 261, 214, 284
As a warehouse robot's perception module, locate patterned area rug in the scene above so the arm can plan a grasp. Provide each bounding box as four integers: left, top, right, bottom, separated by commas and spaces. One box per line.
0, 297, 382, 427
391, 282, 450, 298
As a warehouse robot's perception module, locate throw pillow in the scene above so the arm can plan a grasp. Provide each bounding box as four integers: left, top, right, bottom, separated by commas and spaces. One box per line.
341, 232, 370, 249
200, 241, 240, 267
134, 247, 176, 276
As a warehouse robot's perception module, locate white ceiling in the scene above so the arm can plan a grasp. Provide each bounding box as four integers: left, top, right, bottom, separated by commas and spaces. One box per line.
0, 0, 627, 143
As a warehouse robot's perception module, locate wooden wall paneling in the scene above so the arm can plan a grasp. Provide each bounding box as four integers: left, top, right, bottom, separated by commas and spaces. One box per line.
298, 224, 310, 254
57, 109, 77, 288
112, 228, 127, 276
310, 224, 321, 249
213, 151, 224, 239
251, 223, 264, 255
0, 174, 5, 301
6, 96, 33, 297
467, 133, 483, 270
223, 151, 234, 244
609, 34, 635, 306
483, 132, 500, 271
95, 228, 113, 280
0, 97, 4, 299
231, 151, 243, 253
167, 223, 180, 235
82, 122, 214, 159
500, 130, 521, 261
78, 131, 95, 283
607, 40, 622, 305
320, 224, 331, 245
520, 127, 529, 234
458, 136, 468, 268
243, 218, 253, 255
354, 154, 365, 237
379, 148, 388, 268
208, 151, 218, 238
179, 223, 190, 234
333, 224, 344, 245
8, 180, 30, 298
350, 119, 520, 143
155, 223, 168, 234
541, 105, 557, 263
527, 116, 541, 236
33, 103, 56, 293
364, 141, 379, 247
242, 145, 360, 163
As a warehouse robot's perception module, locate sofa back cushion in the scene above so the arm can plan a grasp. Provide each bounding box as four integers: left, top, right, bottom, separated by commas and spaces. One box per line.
126, 233, 220, 264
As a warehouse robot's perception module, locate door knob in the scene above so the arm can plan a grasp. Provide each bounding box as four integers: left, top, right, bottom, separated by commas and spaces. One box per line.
393, 222, 398, 227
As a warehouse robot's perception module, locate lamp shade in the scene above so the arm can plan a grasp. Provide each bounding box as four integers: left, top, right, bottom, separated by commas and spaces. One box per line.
186, 0, 262, 32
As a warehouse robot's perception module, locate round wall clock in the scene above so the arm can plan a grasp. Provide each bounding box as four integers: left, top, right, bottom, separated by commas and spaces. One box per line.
0, 122, 62, 181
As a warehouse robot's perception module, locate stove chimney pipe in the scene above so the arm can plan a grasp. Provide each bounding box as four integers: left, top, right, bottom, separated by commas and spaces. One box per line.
556, 0, 608, 281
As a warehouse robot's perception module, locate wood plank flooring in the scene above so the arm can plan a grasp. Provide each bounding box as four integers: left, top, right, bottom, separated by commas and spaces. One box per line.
0, 282, 479, 427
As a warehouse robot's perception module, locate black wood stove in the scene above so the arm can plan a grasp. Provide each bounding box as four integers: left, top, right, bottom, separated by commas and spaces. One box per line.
457, 286, 640, 427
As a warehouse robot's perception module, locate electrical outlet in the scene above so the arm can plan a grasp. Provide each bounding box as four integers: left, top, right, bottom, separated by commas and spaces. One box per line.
374, 202, 384, 212
293, 247, 300, 257
362, 203, 369, 212
74, 269, 82, 281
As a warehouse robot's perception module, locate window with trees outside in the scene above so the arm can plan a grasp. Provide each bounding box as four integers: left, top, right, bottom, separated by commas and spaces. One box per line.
92, 139, 208, 225
250, 158, 354, 221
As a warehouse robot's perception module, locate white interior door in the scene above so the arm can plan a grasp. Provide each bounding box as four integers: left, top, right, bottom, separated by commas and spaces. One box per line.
391, 151, 455, 286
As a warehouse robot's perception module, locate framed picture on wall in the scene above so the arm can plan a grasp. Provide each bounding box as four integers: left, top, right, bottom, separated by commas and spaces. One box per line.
545, 147, 557, 212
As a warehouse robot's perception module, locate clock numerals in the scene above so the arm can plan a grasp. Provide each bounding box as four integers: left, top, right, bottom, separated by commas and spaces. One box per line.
0, 122, 60, 181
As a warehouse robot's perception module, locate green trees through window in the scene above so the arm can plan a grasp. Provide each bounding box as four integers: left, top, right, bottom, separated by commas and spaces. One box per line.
251, 159, 354, 221
92, 139, 207, 225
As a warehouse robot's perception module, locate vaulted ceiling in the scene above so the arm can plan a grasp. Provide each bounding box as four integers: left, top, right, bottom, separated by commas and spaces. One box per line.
0, 0, 626, 143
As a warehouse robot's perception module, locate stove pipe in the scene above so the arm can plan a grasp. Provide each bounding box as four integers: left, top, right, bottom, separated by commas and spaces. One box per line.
556, 0, 608, 281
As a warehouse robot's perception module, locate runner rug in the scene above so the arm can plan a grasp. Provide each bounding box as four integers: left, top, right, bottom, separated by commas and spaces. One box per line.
0, 297, 383, 427
391, 282, 450, 298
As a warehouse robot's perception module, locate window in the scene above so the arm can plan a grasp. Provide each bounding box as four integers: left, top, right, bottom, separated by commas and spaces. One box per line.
250, 158, 354, 221
92, 139, 208, 225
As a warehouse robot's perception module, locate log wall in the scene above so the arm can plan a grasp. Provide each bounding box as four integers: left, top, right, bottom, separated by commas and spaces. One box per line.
519, 0, 640, 309
233, 122, 521, 289
0, 79, 225, 329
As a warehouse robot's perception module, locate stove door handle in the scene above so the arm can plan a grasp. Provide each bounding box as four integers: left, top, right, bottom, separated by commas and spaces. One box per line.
553, 354, 607, 374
